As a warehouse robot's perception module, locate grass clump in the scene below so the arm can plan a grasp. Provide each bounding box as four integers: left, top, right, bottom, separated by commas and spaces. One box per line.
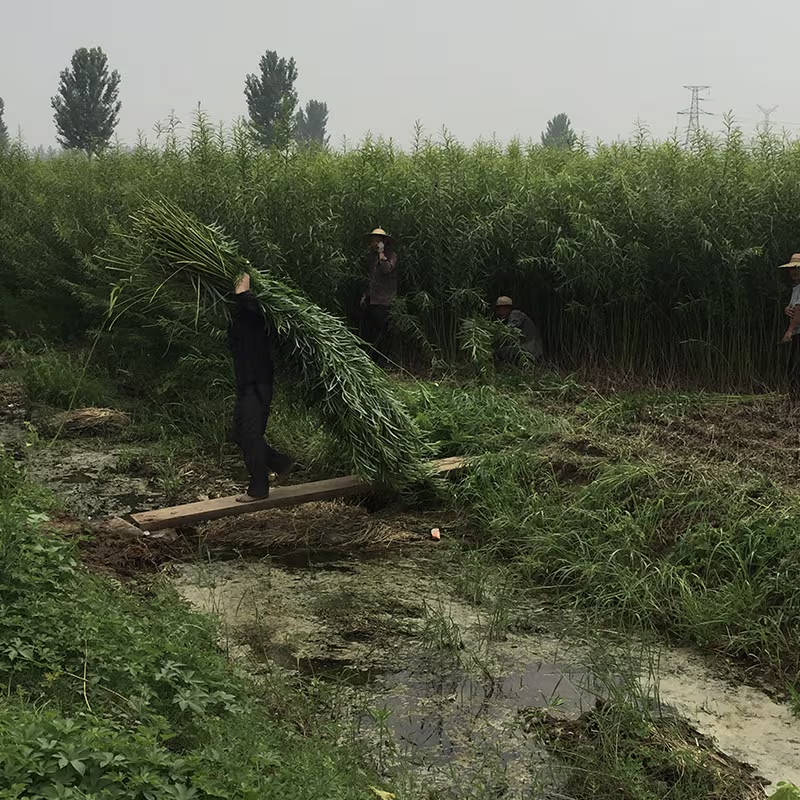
0, 447, 377, 799
530, 700, 765, 800
19, 346, 118, 411
455, 445, 800, 685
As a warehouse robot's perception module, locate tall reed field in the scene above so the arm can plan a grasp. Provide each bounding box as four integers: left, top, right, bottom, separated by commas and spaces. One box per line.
2, 114, 800, 387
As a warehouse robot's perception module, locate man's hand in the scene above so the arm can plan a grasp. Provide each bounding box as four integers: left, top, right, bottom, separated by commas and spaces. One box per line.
786, 305, 795, 318
235, 273, 251, 294
782, 330, 794, 344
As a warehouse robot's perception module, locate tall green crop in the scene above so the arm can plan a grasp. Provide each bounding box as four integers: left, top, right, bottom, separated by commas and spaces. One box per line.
2, 113, 800, 388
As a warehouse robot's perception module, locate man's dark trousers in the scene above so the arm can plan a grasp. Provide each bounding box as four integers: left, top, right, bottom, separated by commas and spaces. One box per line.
232, 381, 287, 497
362, 304, 391, 365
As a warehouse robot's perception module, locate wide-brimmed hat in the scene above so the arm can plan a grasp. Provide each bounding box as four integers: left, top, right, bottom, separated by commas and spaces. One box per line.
778, 253, 800, 269
495, 296, 514, 307
365, 227, 394, 245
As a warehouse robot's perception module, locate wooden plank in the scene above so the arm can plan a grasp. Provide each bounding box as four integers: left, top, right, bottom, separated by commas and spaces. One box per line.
129, 456, 468, 532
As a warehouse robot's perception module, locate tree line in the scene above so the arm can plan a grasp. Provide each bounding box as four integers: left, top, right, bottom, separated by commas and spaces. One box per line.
0, 46, 576, 155
0, 47, 330, 156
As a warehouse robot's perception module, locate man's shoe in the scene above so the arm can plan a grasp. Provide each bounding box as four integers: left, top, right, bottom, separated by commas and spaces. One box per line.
235, 490, 268, 503
272, 457, 295, 486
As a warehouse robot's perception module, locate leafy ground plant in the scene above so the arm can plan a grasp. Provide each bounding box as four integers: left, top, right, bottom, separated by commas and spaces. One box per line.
0, 447, 378, 800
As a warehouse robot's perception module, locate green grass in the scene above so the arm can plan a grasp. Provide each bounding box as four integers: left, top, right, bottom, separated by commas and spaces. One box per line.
400, 379, 563, 457
17, 346, 119, 411
0, 447, 379, 799
12, 340, 800, 695
6, 346, 800, 796
396, 374, 800, 696
411, 382, 800, 694
11, 339, 800, 698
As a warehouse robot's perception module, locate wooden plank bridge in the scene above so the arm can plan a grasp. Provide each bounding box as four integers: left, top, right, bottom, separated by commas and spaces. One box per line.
129, 456, 467, 532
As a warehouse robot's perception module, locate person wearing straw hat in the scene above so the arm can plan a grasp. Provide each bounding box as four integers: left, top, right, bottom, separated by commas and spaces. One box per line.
360, 227, 399, 365
494, 296, 544, 363
779, 253, 800, 393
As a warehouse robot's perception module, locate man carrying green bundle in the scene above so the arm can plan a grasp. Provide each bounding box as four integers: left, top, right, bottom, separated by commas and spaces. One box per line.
494, 296, 544, 363
360, 227, 399, 365
110, 198, 426, 489
228, 273, 293, 502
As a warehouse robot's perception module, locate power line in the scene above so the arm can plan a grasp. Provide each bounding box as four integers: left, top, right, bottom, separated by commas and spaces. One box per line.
757, 104, 779, 134
678, 85, 713, 146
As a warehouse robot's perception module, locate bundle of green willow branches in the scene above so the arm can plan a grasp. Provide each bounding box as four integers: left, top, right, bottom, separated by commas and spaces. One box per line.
106, 198, 429, 487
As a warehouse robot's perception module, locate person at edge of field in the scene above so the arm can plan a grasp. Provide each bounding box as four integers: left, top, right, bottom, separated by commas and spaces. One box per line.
228, 272, 293, 502
779, 253, 800, 395
360, 227, 398, 366
494, 296, 544, 363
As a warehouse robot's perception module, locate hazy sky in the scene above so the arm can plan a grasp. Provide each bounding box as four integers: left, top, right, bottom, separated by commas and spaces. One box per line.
4, 0, 800, 150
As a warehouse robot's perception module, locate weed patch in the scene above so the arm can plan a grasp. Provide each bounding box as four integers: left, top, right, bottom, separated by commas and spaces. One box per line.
528, 700, 765, 799
456, 448, 800, 687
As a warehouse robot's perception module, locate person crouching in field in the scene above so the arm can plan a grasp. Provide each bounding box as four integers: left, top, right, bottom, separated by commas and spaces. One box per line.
494, 296, 544, 364
360, 228, 398, 366
228, 273, 293, 502
779, 253, 800, 395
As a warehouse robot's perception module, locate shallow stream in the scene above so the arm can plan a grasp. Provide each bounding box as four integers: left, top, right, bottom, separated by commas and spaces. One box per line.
173, 552, 800, 796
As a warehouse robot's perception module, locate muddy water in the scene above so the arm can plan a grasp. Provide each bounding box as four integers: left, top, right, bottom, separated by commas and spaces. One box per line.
174, 555, 588, 796
654, 650, 800, 789
172, 553, 800, 795
29, 445, 156, 518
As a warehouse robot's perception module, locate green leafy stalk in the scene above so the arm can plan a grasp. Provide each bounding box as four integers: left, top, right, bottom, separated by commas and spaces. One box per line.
105, 198, 430, 487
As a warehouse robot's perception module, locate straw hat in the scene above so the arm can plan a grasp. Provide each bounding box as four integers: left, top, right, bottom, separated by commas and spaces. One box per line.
778, 253, 800, 269
495, 296, 514, 307
366, 227, 394, 245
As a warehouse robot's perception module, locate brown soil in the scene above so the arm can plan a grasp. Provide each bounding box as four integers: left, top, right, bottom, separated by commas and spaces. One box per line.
66, 501, 458, 579
0, 381, 26, 420
635, 395, 800, 488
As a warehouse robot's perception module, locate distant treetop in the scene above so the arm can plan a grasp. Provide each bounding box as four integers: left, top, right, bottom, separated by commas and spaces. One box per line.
51, 47, 121, 155
541, 113, 576, 150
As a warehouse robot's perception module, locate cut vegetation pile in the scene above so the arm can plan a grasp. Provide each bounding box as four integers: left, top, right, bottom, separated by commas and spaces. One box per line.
48, 407, 131, 437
